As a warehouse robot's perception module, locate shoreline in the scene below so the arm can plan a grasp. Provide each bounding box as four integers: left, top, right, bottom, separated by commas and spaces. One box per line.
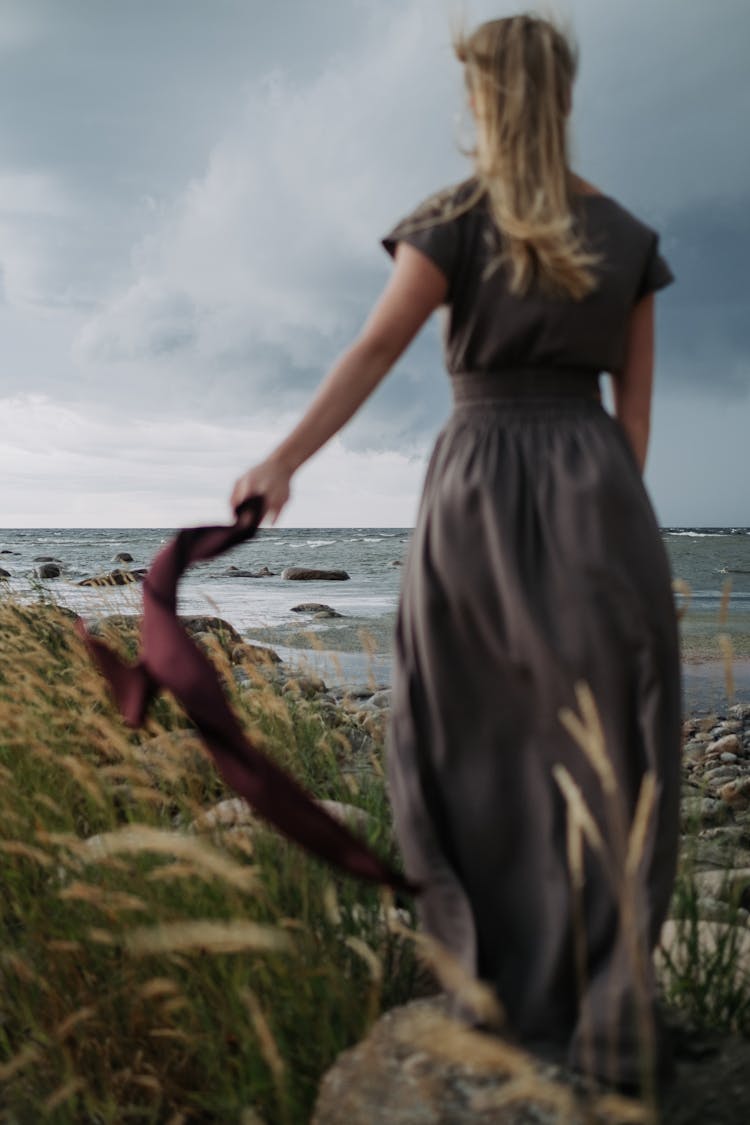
244, 628, 750, 714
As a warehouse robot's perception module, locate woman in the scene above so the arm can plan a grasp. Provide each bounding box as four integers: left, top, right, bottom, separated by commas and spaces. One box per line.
231, 15, 681, 1087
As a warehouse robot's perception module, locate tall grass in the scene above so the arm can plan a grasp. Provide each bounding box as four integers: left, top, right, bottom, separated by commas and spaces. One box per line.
0, 599, 419, 1123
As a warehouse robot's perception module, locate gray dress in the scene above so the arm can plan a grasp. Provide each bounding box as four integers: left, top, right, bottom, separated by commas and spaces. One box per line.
382, 181, 681, 1084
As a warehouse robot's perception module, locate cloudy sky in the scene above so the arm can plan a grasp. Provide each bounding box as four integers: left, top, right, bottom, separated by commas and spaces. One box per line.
1, 0, 748, 527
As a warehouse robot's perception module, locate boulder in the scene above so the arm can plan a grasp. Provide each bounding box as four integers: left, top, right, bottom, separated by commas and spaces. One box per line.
0, 567, 10, 579
78, 568, 146, 587
230, 641, 281, 666
35, 562, 62, 579
282, 567, 350, 581
291, 603, 342, 615
112, 551, 134, 563
314, 995, 750, 1125
180, 616, 245, 645
33, 555, 62, 563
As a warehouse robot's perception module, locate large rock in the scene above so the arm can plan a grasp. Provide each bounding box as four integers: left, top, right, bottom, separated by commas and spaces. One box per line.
78, 568, 147, 587
0, 567, 10, 579
230, 641, 281, 665
282, 567, 350, 581
313, 996, 750, 1125
35, 562, 62, 579
112, 551, 134, 563
180, 616, 245, 645
291, 603, 343, 616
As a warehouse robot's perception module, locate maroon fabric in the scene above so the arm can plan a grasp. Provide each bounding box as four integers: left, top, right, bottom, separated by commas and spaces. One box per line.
77, 497, 416, 894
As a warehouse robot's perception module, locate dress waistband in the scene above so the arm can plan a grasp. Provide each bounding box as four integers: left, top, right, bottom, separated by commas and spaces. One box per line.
451, 369, 601, 405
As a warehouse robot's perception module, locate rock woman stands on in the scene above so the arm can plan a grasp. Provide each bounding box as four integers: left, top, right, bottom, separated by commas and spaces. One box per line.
231, 14, 681, 1087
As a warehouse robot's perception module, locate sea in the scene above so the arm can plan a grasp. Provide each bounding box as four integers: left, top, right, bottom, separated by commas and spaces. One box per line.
2, 526, 749, 710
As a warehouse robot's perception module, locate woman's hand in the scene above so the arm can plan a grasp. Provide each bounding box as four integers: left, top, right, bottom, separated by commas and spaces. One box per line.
231, 456, 292, 525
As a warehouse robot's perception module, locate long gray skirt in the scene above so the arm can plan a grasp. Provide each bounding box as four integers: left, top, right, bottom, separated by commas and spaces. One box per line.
386, 386, 682, 1083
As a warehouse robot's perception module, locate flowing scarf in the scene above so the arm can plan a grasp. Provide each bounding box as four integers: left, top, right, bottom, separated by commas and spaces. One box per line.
77, 497, 416, 894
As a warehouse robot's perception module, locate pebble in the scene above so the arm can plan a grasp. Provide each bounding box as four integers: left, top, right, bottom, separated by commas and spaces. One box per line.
706, 734, 741, 757
681, 796, 730, 829
703, 766, 740, 785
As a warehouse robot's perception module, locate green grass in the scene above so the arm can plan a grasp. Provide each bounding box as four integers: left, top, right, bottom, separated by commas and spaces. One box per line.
0, 600, 419, 1123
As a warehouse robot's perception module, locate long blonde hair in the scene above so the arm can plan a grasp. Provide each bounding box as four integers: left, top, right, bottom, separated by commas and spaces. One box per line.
454, 15, 599, 300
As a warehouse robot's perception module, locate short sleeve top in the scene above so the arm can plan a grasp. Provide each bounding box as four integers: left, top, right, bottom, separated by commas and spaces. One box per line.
382, 178, 673, 377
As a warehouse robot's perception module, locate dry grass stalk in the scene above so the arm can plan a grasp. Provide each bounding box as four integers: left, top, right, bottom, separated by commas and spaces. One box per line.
593, 1092, 653, 1122
625, 775, 657, 880
125, 919, 293, 956
73, 825, 257, 893
54, 1007, 97, 1041
718, 632, 735, 703
138, 977, 182, 1001
0, 840, 53, 867
242, 988, 287, 1118
46, 939, 82, 954
87, 927, 116, 945
32, 793, 64, 816
322, 881, 342, 925
398, 1007, 533, 1076
345, 936, 383, 983
41, 1076, 86, 1113
131, 1073, 162, 1092
557, 684, 659, 1110
552, 766, 611, 880
389, 919, 504, 1028
148, 1028, 192, 1043
58, 882, 150, 914
559, 682, 616, 796
58, 754, 106, 806
671, 578, 692, 620
567, 815, 595, 1081
1, 952, 45, 985
0, 1044, 41, 1082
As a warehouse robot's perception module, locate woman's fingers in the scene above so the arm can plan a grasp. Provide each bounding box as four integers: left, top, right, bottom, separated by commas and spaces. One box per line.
230, 461, 291, 523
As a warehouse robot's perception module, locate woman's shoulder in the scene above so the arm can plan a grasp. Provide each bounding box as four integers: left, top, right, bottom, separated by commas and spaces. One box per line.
577, 190, 660, 243
392, 177, 484, 231
577, 191, 673, 295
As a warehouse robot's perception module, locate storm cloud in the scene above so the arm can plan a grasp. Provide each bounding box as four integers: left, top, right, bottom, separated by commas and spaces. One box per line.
1, 0, 748, 525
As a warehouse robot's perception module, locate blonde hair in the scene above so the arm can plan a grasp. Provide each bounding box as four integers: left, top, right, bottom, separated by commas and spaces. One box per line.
454, 14, 599, 300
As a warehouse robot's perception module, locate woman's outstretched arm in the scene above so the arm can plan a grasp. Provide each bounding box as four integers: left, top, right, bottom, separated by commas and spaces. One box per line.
231, 243, 448, 521
612, 293, 655, 473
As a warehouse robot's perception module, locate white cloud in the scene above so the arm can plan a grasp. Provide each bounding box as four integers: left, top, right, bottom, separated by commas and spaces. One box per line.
0, 393, 427, 527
